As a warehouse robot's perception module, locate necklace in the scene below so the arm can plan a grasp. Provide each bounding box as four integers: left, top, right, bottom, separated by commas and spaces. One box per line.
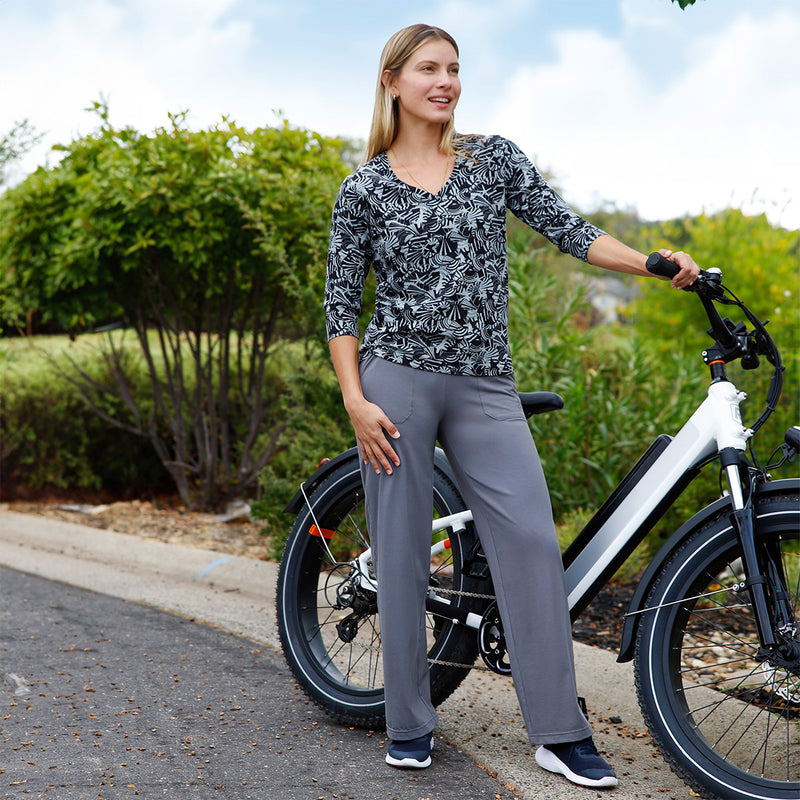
388, 149, 453, 195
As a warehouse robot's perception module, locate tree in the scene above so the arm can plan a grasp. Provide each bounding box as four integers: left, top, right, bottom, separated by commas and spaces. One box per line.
0, 106, 350, 509
671, 0, 701, 8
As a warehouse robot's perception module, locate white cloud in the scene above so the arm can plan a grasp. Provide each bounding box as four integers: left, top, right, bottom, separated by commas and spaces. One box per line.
2, 0, 797, 230
0, 0, 256, 178
487, 7, 800, 229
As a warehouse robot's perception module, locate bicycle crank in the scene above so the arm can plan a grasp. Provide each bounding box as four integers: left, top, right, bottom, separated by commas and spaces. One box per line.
478, 601, 512, 676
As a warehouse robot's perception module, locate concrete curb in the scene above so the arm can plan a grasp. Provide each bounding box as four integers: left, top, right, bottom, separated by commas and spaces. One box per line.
0, 510, 693, 799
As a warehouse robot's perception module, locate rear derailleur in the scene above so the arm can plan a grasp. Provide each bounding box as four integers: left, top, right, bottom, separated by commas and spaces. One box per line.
329, 567, 377, 644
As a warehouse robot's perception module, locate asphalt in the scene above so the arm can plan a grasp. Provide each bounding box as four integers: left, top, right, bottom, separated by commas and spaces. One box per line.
0, 510, 695, 799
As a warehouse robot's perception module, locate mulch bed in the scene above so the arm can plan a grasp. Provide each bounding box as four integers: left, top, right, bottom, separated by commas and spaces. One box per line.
571, 580, 637, 652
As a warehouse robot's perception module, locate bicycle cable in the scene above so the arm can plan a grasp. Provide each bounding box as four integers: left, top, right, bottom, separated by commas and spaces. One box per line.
299, 480, 339, 567
717, 280, 783, 435
623, 583, 749, 619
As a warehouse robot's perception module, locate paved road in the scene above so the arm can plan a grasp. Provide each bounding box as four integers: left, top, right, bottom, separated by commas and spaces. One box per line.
1, 565, 519, 799
0, 511, 694, 799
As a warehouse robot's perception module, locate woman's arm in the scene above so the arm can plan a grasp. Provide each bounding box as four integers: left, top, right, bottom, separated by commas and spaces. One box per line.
325, 178, 399, 474
497, 138, 700, 289
329, 336, 401, 475
587, 234, 700, 290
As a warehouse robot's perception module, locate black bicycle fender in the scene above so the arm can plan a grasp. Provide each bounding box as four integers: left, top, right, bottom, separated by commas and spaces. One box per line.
616, 477, 800, 663
283, 445, 459, 514
283, 447, 360, 514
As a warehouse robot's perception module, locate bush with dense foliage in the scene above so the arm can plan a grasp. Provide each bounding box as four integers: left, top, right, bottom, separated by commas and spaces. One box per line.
503, 208, 798, 566
631, 209, 799, 447
0, 107, 350, 509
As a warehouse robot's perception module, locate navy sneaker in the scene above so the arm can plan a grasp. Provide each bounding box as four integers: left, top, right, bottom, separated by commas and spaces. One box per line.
385, 733, 434, 769
535, 736, 618, 788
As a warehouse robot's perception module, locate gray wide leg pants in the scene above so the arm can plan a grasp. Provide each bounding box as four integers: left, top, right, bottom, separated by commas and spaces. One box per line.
359, 354, 592, 745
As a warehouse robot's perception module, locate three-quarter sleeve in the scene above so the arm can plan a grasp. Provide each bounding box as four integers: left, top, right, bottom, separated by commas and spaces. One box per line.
324, 177, 373, 340
499, 138, 604, 262
320, 138, 605, 376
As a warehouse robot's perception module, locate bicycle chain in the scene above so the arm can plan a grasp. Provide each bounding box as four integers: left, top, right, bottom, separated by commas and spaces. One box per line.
428, 657, 490, 671
329, 586, 496, 672
339, 639, 486, 672
426, 586, 496, 670
432, 586, 496, 600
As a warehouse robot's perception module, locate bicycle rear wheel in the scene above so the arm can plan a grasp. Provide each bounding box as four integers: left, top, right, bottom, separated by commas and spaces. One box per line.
276, 456, 485, 729
635, 490, 800, 800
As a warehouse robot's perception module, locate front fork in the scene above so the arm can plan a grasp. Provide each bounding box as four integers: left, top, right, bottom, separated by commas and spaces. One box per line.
722, 448, 795, 654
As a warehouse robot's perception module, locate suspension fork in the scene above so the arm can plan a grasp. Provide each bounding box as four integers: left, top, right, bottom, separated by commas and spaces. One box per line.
722, 449, 788, 649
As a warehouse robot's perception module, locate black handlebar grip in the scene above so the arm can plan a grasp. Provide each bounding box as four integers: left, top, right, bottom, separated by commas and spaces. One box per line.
646, 252, 680, 279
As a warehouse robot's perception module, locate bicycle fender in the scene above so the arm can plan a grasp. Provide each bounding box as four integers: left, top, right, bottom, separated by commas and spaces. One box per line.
283, 446, 359, 514
616, 477, 800, 663
283, 445, 459, 514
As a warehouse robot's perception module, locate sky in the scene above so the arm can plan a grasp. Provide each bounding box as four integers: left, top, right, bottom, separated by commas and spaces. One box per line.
1, 0, 798, 229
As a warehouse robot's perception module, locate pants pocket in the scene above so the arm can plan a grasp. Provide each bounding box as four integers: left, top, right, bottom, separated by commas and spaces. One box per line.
477, 375, 525, 422
359, 354, 415, 425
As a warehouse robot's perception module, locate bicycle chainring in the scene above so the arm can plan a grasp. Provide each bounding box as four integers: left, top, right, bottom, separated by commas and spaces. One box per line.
478, 601, 512, 676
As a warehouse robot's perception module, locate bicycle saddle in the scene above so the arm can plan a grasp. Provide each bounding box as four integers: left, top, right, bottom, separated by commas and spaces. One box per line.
517, 392, 564, 418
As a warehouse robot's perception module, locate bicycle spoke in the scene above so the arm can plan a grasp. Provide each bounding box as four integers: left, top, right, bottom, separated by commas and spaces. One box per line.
657, 526, 800, 789
779, 536, 800, 621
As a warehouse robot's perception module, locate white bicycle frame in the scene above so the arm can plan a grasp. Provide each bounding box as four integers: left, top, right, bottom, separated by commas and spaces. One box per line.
564, 379, 750, 613
350, 379, 752, 629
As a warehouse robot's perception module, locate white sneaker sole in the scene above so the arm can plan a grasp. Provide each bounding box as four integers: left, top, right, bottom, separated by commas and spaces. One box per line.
385, 736, 434, 769
535, 745, 618, 788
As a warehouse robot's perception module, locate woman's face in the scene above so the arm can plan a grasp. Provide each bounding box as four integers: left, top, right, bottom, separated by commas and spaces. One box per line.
385, 38, 461, 128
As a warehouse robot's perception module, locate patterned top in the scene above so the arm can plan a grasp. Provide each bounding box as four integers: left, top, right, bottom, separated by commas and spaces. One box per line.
324, 135, 604, 376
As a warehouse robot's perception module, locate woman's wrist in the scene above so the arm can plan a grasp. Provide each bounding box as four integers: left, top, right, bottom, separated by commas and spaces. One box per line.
343, 392, 368, 414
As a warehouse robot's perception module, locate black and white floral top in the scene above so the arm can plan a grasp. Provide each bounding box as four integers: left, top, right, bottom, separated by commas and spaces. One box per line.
324, 135, 604, 376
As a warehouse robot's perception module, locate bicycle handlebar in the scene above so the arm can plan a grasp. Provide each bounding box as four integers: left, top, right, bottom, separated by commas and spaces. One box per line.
645, 252, 723, 297
645, 253, 783, 436
645, 252, 681, 280
646, 252, 736, 349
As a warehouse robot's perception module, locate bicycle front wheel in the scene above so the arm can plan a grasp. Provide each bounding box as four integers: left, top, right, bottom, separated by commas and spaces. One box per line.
276, 456, 484, 729
635, 490, 800, 800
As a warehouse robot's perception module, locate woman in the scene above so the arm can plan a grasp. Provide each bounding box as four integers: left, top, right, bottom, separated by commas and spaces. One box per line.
324, 23, 699, 789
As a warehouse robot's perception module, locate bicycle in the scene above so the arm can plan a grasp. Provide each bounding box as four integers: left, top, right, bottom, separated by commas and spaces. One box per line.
276, 253, 799, 800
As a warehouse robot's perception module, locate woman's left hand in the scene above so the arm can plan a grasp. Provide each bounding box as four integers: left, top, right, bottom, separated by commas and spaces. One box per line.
658, 248, 701, 290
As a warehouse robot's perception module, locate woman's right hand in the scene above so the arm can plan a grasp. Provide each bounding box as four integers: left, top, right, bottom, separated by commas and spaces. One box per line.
328, 335, 400, 474
345, 396, 401, 475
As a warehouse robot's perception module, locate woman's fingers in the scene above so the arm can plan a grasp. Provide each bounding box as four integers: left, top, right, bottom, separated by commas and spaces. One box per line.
658, 248, 701, 290
361, 437, 400, 475
350, 401, 401, 474
360, 431, 400, 475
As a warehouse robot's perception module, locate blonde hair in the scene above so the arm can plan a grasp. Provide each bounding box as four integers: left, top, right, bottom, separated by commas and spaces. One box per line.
362, 24, 460, 165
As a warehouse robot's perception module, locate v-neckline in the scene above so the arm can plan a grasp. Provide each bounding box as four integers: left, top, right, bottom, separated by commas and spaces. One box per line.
384, 152, 458, 198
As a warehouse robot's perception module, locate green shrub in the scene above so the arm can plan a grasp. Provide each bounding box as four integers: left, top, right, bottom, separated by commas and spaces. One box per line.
5, 203, 795, 578
631, 210, 799, 450
0, 109, 352, 509
505, 232, 722, 558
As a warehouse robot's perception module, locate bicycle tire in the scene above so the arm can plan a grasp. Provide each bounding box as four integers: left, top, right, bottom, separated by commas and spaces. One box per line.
634, 490, 800, 800
276, 456, 484, 729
